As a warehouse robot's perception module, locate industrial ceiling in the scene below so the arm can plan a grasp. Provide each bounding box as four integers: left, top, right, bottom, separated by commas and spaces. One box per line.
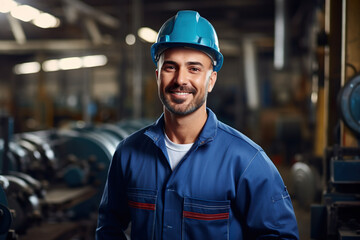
0, 0, 314, 56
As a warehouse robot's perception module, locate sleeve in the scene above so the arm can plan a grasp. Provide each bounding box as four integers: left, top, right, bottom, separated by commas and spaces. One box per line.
236, 150, 299, 239
95, 144, 130, 240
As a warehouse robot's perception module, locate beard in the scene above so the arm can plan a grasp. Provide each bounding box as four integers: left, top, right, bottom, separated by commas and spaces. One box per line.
159, 79, 210, 116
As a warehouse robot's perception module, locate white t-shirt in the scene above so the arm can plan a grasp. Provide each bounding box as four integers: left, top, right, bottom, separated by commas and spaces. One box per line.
164, 133, 194, 170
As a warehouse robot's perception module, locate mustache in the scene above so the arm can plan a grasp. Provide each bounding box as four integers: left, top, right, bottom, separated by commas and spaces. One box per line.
165, 84, 196, 94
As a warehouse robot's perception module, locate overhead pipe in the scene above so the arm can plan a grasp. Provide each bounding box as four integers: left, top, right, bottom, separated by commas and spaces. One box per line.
132, 0, 143, 119
84, 17, 103, 45
63, 0, 120, 29
243, 38, 260, 110
6, 14, 26, 44
274, 0, 290, 70
0, 40, 101, 53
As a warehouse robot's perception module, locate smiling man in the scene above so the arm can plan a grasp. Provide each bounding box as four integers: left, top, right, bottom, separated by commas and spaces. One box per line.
96, 10, 299, 240
157, 48, 216, 117
156, 47, 217, 145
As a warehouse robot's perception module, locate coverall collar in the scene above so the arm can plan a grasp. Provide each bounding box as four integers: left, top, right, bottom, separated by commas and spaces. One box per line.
145, 108, 218, 147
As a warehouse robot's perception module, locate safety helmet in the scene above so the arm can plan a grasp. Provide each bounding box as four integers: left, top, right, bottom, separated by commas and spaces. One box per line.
151, 10, 223, 72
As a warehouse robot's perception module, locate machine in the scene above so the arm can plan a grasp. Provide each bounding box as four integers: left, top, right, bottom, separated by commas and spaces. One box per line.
0, 115, 150, 239
310, 73, 360, 239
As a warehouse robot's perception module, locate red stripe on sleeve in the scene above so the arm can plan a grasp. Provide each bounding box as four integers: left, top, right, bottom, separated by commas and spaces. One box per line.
128, 200, 156, 210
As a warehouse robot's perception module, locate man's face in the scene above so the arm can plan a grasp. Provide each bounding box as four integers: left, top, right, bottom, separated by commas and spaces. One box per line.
156, 47, 217, 116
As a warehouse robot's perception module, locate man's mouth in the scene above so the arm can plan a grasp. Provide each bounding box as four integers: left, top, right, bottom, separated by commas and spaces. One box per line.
172, 91, 191, 95
167, 86, 196, 95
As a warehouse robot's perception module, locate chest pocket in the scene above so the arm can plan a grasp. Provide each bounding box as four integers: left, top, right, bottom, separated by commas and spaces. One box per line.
127, 188, 157, 240
182, 197, 230, 240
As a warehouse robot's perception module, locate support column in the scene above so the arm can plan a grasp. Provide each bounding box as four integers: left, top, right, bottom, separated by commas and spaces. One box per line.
132, 0, 143, 119
323, 0, 342, 148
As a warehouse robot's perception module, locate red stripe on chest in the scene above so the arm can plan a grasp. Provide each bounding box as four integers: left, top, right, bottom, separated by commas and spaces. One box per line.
183, 211, 229, 220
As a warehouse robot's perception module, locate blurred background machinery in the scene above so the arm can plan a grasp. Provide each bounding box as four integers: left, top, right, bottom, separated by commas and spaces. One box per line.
291, 73, 360, 239
310, 73, 360, 240
0, 0, 359, 239
0, 114, 150, 239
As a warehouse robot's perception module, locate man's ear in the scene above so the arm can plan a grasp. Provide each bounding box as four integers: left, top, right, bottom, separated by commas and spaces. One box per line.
207, 71, 217, 93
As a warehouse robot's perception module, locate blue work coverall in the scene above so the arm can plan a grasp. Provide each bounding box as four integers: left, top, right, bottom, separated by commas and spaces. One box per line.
96, 108, 299, 239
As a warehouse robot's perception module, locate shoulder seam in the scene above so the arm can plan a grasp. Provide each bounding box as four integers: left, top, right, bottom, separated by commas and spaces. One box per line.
239, 150, 261, 179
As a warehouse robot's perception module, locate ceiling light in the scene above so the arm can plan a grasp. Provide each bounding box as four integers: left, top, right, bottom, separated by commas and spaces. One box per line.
11, 5, 40, 22
13, 62, 40, 75
82, 55, 107, 68
16, 55, 108, 74
137, 27, 157, 43
5, 1, 61, 28
0, 0, 17, 13
59, 57, 82, 70
125, 34, 136, 45
33, 13, 60, 28
42, 59, 60, 72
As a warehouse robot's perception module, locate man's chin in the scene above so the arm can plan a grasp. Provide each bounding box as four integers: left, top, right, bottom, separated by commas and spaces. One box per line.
171, 98, 187, 105
166, 107, 189, 116
165, 103, 201, 116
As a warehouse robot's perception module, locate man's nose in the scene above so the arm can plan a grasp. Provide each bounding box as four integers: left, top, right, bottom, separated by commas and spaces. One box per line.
174, 67, 188, 85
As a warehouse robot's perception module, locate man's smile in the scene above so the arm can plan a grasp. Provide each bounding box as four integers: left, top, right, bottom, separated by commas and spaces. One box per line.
168, 87, 196, 103
172, 92, 191, 95
167, 85, 196, 96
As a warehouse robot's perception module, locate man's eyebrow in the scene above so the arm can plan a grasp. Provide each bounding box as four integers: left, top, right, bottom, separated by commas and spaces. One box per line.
162, 60, 205, 68
186, 61, 204, 67
163, 60, 177, 65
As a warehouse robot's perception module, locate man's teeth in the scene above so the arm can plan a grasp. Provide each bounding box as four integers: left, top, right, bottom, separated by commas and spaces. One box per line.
174, 92, 189, 95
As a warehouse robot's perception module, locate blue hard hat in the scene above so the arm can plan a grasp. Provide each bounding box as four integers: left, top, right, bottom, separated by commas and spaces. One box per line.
151, 10, 223, 72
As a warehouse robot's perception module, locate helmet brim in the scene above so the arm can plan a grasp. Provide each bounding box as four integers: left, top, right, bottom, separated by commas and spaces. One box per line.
151, 42, 223, 72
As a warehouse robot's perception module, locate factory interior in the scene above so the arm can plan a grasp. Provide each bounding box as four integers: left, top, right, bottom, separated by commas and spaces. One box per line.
0, 0, 359, 239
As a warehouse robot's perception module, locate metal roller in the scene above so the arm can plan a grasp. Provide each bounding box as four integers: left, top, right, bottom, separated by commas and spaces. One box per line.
8, 171, 45, 199
338, 73, 360, 136
48, 129, 114, 218
8, 142, 31, 173
117, 119, 152, 134
0, 176, 12, 240
18, 132, 58, 170
291, 161, 321, 208
0, 141, 17, 173
97, 123, 129, 141
2, 175, 41, 234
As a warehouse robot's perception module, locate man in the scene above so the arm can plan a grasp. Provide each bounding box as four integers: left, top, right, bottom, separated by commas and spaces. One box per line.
96, 10, 299, 240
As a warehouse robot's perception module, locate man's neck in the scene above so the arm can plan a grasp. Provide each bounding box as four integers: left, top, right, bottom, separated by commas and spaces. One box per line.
164, 106, 208, 144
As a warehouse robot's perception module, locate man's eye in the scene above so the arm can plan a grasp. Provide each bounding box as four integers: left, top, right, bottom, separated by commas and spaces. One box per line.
164, 65, 175, 71
189, 67, 200, 72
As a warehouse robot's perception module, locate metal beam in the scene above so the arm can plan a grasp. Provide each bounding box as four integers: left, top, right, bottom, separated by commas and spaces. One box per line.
145, 0, 270, 11
84, 18, 103, 45
274, 0, 290, 70
7, 14, 26, 45
0, 40, 102, 53
132, 0, 143, 119
243, 38, 260, 110
63, 0, 120, 29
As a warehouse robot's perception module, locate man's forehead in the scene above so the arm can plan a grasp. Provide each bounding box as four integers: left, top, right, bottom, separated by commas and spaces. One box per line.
161, 47, 213, 65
